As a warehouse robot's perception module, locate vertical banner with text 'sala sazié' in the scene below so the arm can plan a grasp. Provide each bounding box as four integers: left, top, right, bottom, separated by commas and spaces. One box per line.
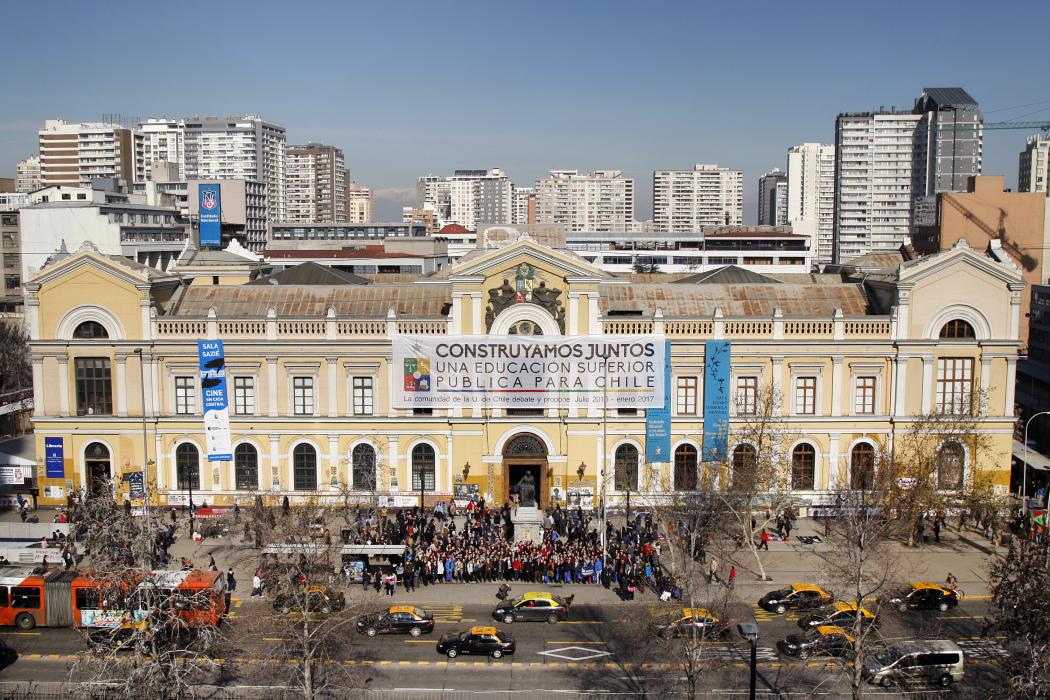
198, 340, 232, 461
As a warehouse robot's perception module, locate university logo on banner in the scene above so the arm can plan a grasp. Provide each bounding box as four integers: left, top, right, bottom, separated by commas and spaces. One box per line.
403, 358, 431, 392
201, 189, 217, 210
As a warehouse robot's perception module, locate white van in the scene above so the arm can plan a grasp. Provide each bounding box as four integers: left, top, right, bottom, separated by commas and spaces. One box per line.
863, 640, 964, 688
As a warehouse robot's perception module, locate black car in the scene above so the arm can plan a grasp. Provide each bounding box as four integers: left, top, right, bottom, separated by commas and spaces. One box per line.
357, 606, 435, 637
493, 592, 572, 624
651, 608, 730, 639
436, 626, 515, 658
758, 584, 834, 614
273, 586, 346, 615
777, 626, 856, 660
798, 602, 879, 631
889, 583, 959, 613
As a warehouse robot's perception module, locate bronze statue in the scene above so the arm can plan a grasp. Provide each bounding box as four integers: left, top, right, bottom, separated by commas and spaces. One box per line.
515, 472, 537, 508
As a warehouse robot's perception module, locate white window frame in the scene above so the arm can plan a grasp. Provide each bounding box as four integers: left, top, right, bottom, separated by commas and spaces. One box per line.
352, 375, 374, 416
735, 375, 759, 415
292, 375, 315, 416
174, 375, 196, 415
854, 375, 876, 415
675, 376, 698, 416
936, 357, 973, 415
233, 375, 256, 416
795, 376, 817, 415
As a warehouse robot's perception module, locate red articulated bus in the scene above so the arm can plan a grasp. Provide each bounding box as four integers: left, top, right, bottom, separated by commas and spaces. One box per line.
0, 567, 226, 630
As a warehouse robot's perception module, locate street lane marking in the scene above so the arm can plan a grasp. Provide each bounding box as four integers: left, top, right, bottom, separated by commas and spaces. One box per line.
942, 615, 984, 619
1, 632, 41, 636
546, 641, 607, 645
559, 620, 603, 624
403, 640, 433, 644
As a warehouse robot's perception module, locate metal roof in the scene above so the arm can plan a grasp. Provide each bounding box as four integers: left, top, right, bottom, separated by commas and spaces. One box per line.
920, 87, 979, 111
248, 262, 370, 286
674, 266, 784, 285
601, 282, 869, 317
173, 284, 450, 318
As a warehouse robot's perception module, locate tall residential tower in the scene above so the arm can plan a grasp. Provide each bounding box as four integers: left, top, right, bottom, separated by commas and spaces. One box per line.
757, 168, 788, 226
787, 143, 836, 264
535, 170, 635, 232
653, 164, 742, 232
285, 143, 347, 223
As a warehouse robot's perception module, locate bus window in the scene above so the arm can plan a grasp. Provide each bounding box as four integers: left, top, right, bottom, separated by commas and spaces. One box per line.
11, 586, 41, 609
75, 587, 100, 610
0, 586, 8, 607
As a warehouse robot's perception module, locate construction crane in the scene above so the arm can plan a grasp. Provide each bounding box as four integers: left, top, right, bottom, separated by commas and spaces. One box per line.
935, 120, 1050, 132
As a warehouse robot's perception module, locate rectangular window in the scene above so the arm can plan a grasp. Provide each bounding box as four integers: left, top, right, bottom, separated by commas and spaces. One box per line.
676, 376, 698, 415
854, 376, 876, 414
936, 358, 973, 415
10, 586, 41, 609
795, 376, 817, 415
293, 376, 314, 415
75, 587, 100, 610
75, 358, 112, 416
174, 376, 195, 414
352, 376, 374, 416
736, 376, 758, 415
233, 376, 255, 415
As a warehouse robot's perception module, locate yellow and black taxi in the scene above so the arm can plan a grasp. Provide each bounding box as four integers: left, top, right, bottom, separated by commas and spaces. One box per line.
758, 584, 833, 614
777, 625, 856, 660
889, 582, 959, 613
356, 605, 435, 637
492, 591, 573, 624
436, 626, 515, 659
272, 586, 346, 615
651, 608, 730, 639
799, 602, 879, 631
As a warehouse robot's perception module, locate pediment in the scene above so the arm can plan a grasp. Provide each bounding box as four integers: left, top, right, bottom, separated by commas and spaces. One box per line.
449, 239, 606, 281
27, 249, 156, 291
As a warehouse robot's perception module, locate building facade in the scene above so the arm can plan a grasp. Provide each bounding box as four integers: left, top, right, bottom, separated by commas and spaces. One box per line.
911, 88, 983, 225
27, 232, 1022, 511
38, 120, 138, 188
1019, 134, 1050, 195
512, 187, 536, 225
787, 143, 836, 264
285, 144, 347, 224
758, 169, 788, 226
416, 170, 512, 231
344, 182, 373, 224
16, 156, 41, 193
653, 164, 743, 232
833, 111, 922, 263
137, 118, 187, 181
536, 170, 634, 232
0, 210, 21, 306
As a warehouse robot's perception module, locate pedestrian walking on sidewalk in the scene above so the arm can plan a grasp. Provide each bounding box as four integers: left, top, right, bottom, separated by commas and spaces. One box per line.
708, 557, 720, 584
251, 572, 263, 597
728, 566, 737, 590
758, 529, 770, 551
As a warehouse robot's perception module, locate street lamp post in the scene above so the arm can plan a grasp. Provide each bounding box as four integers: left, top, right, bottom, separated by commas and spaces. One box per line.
133, 348, 154, 562
1023, 412, 1050, 507
737, 622, 760, 700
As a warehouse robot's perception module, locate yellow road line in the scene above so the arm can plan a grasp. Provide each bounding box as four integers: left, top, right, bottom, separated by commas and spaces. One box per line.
559, 621, 603, 624
546, 641, 607, 645
403, 640, 433, 644
1, 632, 42, 636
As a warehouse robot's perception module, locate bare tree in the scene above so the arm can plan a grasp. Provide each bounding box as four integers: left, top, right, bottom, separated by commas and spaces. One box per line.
0, 319, 31, 394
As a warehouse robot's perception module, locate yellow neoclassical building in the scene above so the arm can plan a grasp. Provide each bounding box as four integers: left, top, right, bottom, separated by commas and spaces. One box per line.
25, 230, 1024, 511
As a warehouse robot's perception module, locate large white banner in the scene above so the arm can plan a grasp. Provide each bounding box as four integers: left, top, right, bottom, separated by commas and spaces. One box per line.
392, 335, 665, 409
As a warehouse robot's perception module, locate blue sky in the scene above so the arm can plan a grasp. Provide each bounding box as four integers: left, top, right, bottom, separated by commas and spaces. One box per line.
2, 0, 1049, 222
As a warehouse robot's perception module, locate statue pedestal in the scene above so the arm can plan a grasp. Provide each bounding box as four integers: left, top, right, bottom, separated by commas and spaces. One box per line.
510, 506, 545, 543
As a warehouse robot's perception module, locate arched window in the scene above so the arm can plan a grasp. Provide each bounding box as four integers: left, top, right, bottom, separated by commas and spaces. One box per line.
939, 319, 975, 339
175, 443, 200, 491
234, 443, 258, 491
508, 320, 542, 336
614, 444, 639, 491
791, 443, 816, 490
850, 443, 875, 491
293, 443, 317, 491
352, 443, 377, 491
731, 444, 757, 489
411, 444, 435, 491
73, 321, 109, 339
937, 441, 965, 490
674, 444, 698, 491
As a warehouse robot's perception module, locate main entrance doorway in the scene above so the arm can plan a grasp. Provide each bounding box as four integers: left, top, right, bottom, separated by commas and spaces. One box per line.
84, 442, 111, 498
502, 434, 548, 510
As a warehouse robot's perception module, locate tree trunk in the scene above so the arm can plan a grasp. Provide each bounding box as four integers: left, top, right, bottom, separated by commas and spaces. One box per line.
744, 520, 768, 580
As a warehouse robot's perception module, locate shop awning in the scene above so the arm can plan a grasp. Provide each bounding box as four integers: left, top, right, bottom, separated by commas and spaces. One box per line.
1014, 439, 1050, 471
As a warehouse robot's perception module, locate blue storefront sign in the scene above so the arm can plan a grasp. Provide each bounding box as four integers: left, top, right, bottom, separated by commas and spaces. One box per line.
44, 437, 64, 478
198, 183, 222, 248
646, 341, 672, 462
702, 341, 732, 462
198, 340, 232, 461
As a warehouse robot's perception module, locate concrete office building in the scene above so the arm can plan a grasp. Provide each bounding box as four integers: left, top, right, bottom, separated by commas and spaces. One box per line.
833, 110, 921, 262
653, 164, 743, 232
16, 156, 41, 193
182, 116, 287, 236
1019, 134, 1050, 195
536, 170, 635, 232
38, 120, 138, 188
787, 143, 836, 264
512, 187, 536, 226
286, 144, 347, 224
0, 210, 22, 307
403, 206, 441, 235
344, 182, 373, 224
417, 170, 512, 231
911, 88, 983, 225
758, 169, 788, 226
137, 118, 187, 181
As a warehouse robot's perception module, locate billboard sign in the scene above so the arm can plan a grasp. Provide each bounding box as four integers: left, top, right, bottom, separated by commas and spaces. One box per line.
45, 437, 64, 478
197, 340, 232, 461
392, 335, 664, 409
198, 183, 222, 248
645, 341, 672, 462
702, 341, 732, 462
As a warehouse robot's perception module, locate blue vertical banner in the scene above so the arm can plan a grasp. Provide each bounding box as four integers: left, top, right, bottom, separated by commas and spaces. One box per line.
44, 437, 64, 478
198, 340, 232, 461
645, 341, 672, 462
198, 183, 222, 248
702, 341, 732, 462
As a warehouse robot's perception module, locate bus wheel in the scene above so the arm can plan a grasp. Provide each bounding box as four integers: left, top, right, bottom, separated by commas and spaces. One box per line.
15, 613, 35, 630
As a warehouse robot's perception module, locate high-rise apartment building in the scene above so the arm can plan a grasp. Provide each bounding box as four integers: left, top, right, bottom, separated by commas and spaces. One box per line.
15, 156, 41, 193
535, 170, 635, 232
652, 164, 742, 232
1019, 134, 1050, 194
182, 115, 287, 230
833, 111, 921, 262
512, 187, 536, 225
285, 143, 347, 223
38, 120, 138, 187
137, 118, 186, 181
911, 88, 983, 225
787, 143, 836, 264
417, 169, 511, 231
757, 168, 788, 226
344, 182, 373, 223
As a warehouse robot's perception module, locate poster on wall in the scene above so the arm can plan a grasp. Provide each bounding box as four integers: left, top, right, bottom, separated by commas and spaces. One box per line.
567, 487, 594, 511
126, 471, 145, 505
45, 437, 64, 478
392, 335, 665, 409
702, 340, 732, 462
645, 341, 672, 462
198, 340, 232, 461
453, 483, 480, 506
